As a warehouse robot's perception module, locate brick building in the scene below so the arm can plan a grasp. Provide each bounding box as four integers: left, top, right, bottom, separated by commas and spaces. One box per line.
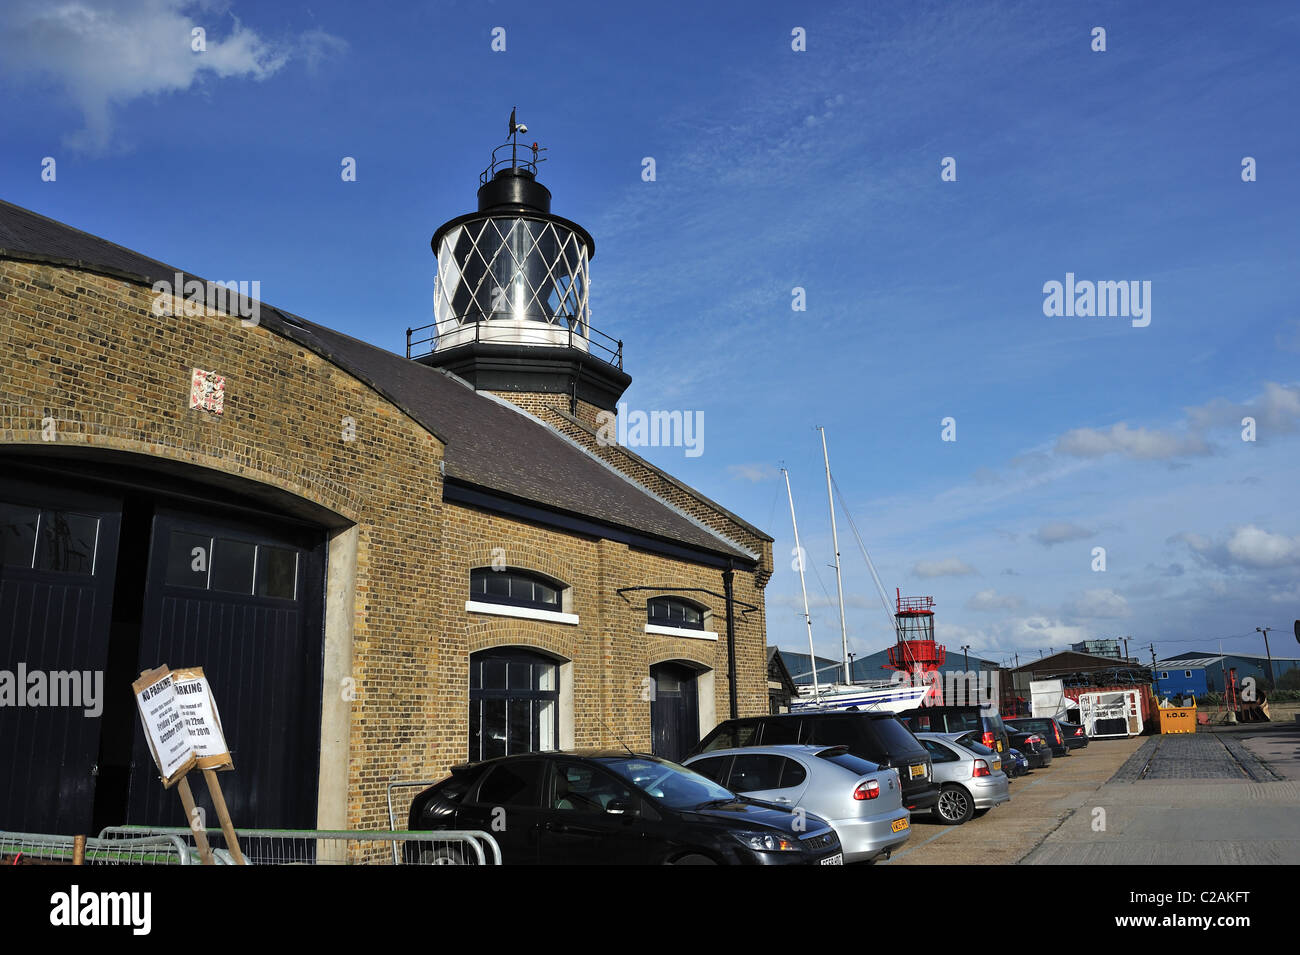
0, 143, 773, 835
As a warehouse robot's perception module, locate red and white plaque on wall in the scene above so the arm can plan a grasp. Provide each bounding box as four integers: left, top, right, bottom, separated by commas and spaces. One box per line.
189, 367, 225, 415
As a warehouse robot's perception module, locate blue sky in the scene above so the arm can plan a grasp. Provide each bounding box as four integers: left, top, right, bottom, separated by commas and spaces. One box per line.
3, 0, 1299, 668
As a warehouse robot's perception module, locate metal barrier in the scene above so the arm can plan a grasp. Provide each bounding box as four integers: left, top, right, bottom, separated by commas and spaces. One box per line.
384, 784, 501, 867
2, 830, 197, 865
97, 826, 501, 865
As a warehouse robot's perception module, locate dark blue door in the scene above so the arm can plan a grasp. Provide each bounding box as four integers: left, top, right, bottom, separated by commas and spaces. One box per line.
126, 506, 324, 831
650, 662, 699, 763
0, 476, 122, 834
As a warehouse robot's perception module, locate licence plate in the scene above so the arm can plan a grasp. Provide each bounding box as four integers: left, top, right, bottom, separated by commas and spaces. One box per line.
909, 763, 926, 779
820, 853, 843, 865
891, 818, 910, 832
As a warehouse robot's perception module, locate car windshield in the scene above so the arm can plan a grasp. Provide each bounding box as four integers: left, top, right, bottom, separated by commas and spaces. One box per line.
596, 757, 738, 809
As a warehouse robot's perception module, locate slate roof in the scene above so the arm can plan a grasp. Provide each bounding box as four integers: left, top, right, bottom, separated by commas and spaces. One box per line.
0, 199, 757, 563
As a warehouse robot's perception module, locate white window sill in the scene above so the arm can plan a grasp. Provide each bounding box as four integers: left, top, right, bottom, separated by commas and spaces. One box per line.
645, 623, 717, 641
464, 600, 579, 626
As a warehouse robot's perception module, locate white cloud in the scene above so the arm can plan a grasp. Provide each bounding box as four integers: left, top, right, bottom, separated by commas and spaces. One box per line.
1185, 382, 1300, 434
1055, 422, 1209, 461
913, 558, 977, 578
727, 463, 778, 483
0, 0, 344, 151
1065, 588, 1130, 619
1172, 524, 1300, 570
1225, 525, 1300, 568
966, 589, 1023, 611
1032, 521, 1094, 546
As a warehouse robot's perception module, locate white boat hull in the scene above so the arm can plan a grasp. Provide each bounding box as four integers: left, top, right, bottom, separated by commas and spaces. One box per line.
790, 682, 934, 715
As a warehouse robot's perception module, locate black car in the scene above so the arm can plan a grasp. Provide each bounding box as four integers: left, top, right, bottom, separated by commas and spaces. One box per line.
1055, 717, 1090, 750
898, 705, 1011, 757
1005, 717, 1071, 757
1002, 726, 1053, 769
406, 750, 844, 865
689, 711, 939, 812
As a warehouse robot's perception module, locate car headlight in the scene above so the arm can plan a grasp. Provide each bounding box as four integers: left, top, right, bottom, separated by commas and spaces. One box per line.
733, 830, 799, 852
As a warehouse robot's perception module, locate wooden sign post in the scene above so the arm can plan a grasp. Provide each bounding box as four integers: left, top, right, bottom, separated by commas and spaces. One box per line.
171, 666, 244, 865
132, 666, 211, 865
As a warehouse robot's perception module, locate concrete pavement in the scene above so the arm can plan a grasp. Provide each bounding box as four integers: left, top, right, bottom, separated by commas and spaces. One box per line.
1023, 721, 1300, 864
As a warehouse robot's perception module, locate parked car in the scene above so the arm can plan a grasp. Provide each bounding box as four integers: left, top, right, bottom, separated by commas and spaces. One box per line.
406, 750, 844, 865
1055, 717, 1090, 750
690, 711, 939, 812
1002, 747, 1030, 778
898, 705, 1011, 756
685, 744, 912, 864
1005, 717, 1071, 757
1002, 726, 1054, 769
914, 732, 1011, 825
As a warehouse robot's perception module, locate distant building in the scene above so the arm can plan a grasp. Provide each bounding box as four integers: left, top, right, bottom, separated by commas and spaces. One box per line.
1070, 639, 1122, 659
767, 647, 798, 713
1009, 650, 1149, 694
1156, 651, 1300, 696
779, 647, 1000, 686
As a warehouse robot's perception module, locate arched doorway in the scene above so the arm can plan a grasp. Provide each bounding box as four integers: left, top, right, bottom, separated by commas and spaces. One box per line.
649, 661, 702, 762
0, 454, 327, 834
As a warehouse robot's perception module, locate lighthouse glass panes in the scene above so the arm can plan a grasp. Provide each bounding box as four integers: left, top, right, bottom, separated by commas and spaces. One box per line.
435, 217, 589, 342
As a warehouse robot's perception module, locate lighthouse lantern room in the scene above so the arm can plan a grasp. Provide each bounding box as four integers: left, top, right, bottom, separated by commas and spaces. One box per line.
407, 111, 630, 418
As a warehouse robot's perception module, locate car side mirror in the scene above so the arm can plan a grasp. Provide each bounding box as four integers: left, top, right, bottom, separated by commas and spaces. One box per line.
606, 799, 637, 816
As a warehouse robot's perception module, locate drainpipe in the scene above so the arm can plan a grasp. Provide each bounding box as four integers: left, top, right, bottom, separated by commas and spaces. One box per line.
723, 562, 738, 719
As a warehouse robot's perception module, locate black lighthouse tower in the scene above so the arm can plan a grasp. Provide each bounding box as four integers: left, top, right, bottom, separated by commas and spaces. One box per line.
407, 115, 631, 420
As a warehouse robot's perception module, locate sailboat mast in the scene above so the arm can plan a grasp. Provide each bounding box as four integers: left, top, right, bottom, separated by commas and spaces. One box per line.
783, 467, 820, 697
819, 427, 851, 685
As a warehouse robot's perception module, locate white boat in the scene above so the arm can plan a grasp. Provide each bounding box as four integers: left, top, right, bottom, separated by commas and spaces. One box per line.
791, 679, 934, 714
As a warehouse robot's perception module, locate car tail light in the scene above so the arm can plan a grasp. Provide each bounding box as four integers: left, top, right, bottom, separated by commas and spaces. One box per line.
854, 780, 880, 800
982, 731, 996, 750
973, 759, 991, 777
1054, 724, 1063, 745
1074, 728, 1084, 737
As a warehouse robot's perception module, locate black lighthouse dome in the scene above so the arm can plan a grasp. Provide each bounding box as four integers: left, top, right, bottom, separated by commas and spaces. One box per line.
408, 115, 629, 416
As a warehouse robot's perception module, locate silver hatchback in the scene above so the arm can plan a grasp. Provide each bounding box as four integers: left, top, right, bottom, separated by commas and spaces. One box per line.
914, 732, 1011, 825
685, 744, 912, 863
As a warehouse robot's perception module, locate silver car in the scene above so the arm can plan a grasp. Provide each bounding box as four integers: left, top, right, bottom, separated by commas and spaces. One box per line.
684, 744, 912, 863
914, 732, 1011, 825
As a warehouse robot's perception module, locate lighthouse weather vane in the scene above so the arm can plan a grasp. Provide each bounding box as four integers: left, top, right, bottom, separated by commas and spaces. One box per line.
507, 106, 544, 171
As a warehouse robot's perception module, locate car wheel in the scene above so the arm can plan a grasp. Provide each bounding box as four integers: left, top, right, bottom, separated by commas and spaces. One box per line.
418, 845, 477, 865
671, 853, 717, 865
933, 784, 974, 825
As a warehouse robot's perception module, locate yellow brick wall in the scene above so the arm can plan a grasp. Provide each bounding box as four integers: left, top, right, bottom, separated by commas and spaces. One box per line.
0, 258, 771, 832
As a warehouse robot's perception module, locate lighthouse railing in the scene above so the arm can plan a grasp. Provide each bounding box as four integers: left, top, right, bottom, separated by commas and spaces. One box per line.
406, 315, 623, 370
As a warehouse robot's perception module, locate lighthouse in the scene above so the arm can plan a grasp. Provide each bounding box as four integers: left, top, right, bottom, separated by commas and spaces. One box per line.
408, 112, 631, 424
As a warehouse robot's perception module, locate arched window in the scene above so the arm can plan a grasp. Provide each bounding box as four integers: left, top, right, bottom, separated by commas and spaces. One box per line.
469, 567, 561, 611
469, 648, 560, 762
647, 596, 705, 631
